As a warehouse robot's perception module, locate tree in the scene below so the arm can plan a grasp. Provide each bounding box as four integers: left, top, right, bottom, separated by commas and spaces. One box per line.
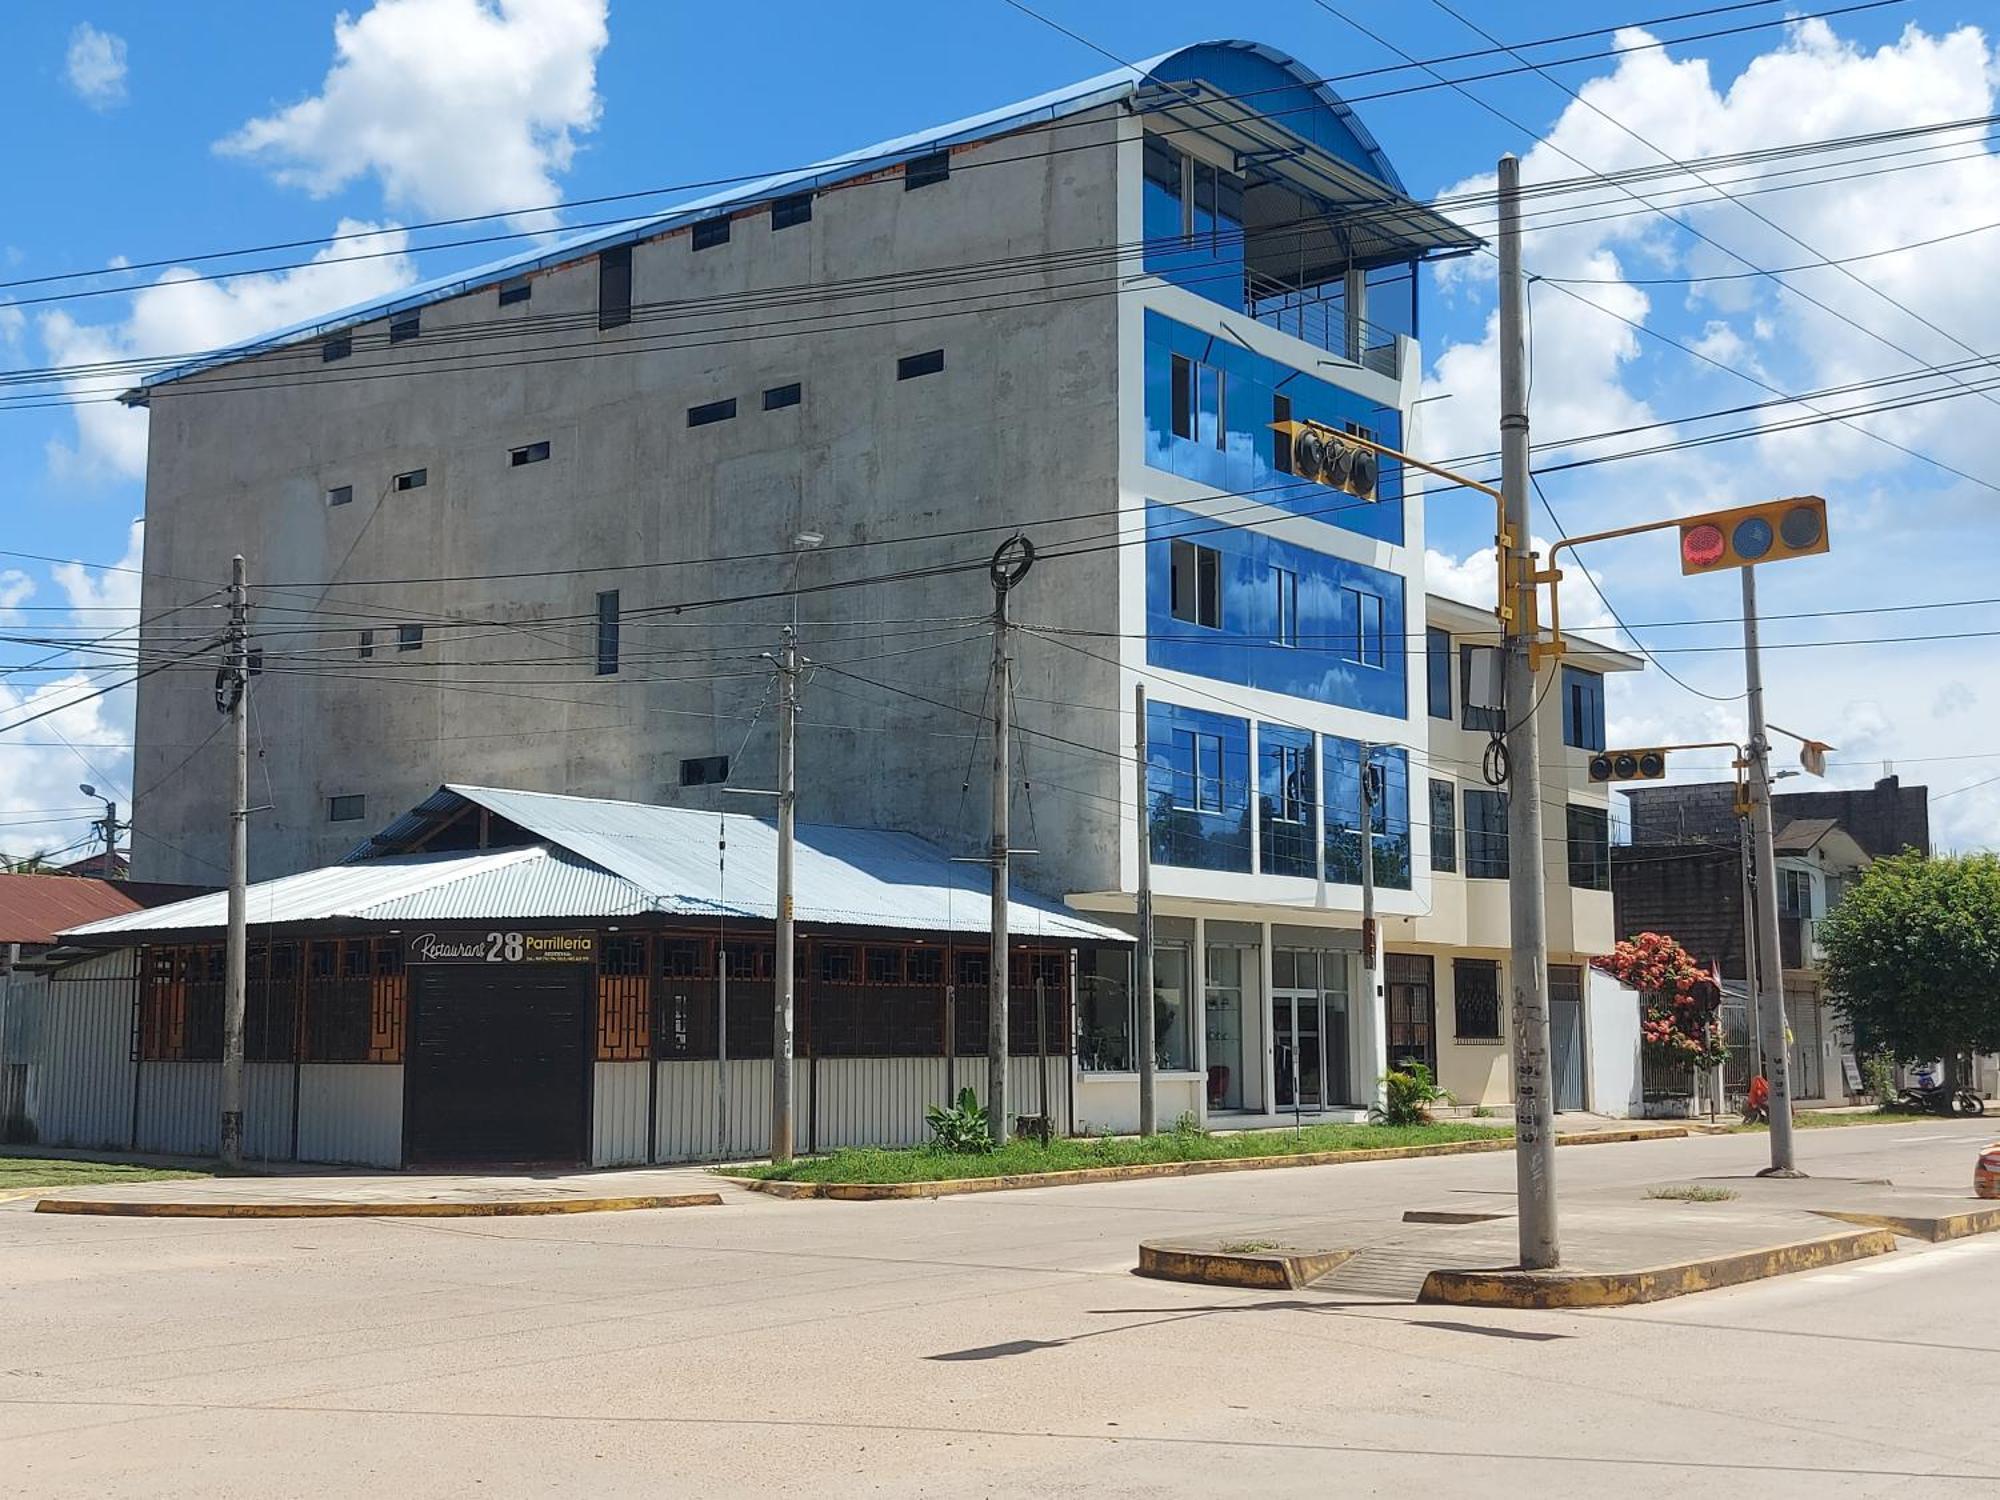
1820, 850, 2000, 1087
1592, 931, 1728, 1070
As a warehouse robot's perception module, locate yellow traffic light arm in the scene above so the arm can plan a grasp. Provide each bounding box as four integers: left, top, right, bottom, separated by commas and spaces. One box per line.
1539, 515, 1683, 669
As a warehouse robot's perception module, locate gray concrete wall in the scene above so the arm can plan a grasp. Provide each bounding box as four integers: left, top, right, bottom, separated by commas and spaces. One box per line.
131, 114, 1128, 901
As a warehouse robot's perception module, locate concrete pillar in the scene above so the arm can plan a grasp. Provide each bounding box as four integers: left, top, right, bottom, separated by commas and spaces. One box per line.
1193, 916, 1209, 1127
1260, 922, 1277, 1117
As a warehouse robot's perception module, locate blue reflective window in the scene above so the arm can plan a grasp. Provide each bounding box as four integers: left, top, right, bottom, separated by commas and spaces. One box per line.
1465, 789, 1510, 879
1562, 665, 1606, 751
1143, 311, 1403, 544
1258, 723, 1317, 878
1146, 701, 1251, 872
1272, 567, 1298, 647
1146, 502, 1407, 716
1323, 740, 1411, 890
1426, 627, 1452, 719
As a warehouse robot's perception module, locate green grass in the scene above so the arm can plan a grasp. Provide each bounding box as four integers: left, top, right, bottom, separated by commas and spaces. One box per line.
1729, 1108, 1942, 1134
0, 1157, 211, 1191
1219, 1239, 1283, 1254
1647, 1184, 1738, 1203
727, 1121, 1510, 1185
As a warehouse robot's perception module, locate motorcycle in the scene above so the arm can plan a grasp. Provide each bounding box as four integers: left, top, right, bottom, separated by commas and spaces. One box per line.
1894, 1082, 1987, 1117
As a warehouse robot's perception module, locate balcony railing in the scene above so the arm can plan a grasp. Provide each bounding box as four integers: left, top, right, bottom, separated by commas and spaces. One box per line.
1247, 274, 1401, 378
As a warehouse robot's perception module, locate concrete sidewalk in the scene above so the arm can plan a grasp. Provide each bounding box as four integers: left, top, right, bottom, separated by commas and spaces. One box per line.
18, 1161, 741, 1216
1138, 1171, 2000, 1307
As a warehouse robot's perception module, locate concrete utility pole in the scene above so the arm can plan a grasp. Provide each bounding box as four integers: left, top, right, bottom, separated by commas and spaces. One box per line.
1135, 684, 1156, 1135
986, 538, 1034, 1144
1497, 154, 1559, 1269
772, 626, 799, 1165
219, 554, 249, 1169
1742, 567, 1803, 1175
1359, 746, 1382, 1101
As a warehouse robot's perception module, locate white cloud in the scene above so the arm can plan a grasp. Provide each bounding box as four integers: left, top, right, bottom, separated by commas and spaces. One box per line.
0, 523, 144, 861
1424, 534, 1619, 631
1418, 19, 2000, 850
39, 222, 418, 482
65, 23, 128, 110
217, 0, 608, 229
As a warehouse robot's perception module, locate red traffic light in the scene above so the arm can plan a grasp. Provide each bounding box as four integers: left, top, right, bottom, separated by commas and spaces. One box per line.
1682, 523, 1726, 570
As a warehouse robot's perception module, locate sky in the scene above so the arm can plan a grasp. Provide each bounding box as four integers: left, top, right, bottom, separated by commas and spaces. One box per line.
4, 0, 1999, 861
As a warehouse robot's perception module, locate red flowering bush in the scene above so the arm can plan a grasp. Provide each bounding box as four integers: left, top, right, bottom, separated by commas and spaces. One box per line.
1592, 932, 1729, 1068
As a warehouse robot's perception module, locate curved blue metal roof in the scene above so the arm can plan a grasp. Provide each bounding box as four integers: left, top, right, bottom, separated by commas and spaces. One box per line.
140, 41, 1437, 390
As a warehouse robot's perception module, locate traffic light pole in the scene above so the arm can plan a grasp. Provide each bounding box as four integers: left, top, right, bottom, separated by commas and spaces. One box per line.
1498, 154, 1559, 1270
1742, 567, 1803, 1175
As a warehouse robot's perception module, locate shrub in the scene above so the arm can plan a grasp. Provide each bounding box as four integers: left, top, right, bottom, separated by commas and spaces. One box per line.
924, 1087, 992, 1154
1373, 1062, 1453, 1126
1170, 1110, 1207, 1140
1862, 1051, 1898, 1108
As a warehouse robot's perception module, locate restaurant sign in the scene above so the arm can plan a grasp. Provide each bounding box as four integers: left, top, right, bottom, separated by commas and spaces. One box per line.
405, 930, 598, 965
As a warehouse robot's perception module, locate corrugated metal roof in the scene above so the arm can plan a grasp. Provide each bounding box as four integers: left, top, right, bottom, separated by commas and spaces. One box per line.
0, 875, 145, 946
137, 40, 1474, 391
63, 786, 1125, 944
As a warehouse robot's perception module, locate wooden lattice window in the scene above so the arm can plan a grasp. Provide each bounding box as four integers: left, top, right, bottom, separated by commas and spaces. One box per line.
596, 934, 651, 1061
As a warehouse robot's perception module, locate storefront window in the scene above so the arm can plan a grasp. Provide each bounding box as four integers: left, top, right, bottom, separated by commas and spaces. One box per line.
1078, 947, 1133, 1072
1153, 945, 1194, 1073
1205, 947, 1245, 1109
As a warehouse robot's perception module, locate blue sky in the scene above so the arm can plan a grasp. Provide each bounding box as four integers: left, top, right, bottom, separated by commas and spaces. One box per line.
4, 0, 1999, 856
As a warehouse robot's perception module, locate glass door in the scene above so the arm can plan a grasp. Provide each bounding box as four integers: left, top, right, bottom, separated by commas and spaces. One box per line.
1204, 947, 1244, 1109
1271, 949, 1325, 1111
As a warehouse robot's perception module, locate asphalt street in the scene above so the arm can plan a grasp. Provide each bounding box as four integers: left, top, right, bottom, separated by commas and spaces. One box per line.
3, 1120, 1995, 1497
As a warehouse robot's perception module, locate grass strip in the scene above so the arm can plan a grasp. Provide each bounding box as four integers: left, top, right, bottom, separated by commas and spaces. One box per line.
728, 1121, 1510, 1185
0, 1158, 211, 1190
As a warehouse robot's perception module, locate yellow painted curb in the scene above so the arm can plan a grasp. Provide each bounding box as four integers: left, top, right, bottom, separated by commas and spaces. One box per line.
1415, 1226, 1899, 1309
1817, 1204, 2000, 1243
33, 1192, 724, 1219
1137, 1241, 1353, 1290
725, 1126, 1689, 1201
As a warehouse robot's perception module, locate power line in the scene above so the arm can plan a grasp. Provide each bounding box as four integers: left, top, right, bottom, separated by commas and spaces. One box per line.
0, 0, 1906, 306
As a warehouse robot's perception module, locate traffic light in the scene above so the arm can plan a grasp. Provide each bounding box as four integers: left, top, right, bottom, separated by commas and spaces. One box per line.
1587, 748, 1668, 783
1275, 420, 1380, 501
1679, 495, 1828, 575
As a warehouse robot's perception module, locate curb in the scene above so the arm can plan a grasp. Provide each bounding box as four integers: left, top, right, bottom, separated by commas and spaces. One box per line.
723, 1126, 1688, 1201
1137, 1241, 1353, 1291
1414, 1226, 1899, 1309
32, 1192, 724, 1219
1817, 1204, 2000, 1243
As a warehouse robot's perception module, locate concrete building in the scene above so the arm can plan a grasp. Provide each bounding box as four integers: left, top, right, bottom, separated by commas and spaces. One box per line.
1613, 776, 1932, 1105
122, 41, 1638, 1127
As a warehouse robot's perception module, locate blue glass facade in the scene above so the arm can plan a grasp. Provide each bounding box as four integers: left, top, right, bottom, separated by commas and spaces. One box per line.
1146, 503, 1408, 718
1257, 722, 1317, 878
1324, 740, 1413, 890
1144, 700, 1414, 889
1143, 311, 1404, 544
1146, 700, 1253, 873
1561, 665, 1607, 751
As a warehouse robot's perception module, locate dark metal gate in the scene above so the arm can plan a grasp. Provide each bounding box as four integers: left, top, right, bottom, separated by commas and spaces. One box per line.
1384, 954, 1436, 1078
404, 965, 592, 1165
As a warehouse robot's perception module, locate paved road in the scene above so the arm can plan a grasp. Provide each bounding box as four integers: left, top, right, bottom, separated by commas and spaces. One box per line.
3, 1121, 1995, 1497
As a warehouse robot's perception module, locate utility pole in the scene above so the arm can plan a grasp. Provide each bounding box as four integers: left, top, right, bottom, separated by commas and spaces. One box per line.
1742, 567, 1803, 1175
1358, 746, 1383, 1101
219, 554, 249, 1169
987, 537, 1034, 1145
771, 625, 798, 1165
1135, 684, 1156, 1135
1498, 153, 1559, 1269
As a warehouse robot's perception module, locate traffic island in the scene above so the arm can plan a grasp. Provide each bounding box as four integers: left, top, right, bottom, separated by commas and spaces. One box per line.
1138, 1238, 1354, 1290
1416, 1225, 1898, 1308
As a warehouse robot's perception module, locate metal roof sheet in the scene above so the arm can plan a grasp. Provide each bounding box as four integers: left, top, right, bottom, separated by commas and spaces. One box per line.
137, 40, 1475, 391
63, 786, 1125, 944
0, 875, 145, 946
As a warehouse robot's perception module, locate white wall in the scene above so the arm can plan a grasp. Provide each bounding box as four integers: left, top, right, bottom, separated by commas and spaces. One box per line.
295, 1064, 403, 1167
1586, 969, 1643, 1118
